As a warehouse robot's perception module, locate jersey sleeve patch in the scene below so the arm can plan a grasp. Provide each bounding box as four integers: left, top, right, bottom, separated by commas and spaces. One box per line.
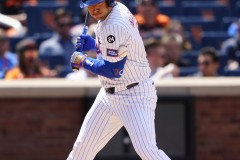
107, 35, 115, 43
107, 49, 118, 57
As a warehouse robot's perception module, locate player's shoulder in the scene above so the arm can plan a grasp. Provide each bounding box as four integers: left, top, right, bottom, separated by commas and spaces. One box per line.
105, 3, 135, 31
114, 2, 129, 12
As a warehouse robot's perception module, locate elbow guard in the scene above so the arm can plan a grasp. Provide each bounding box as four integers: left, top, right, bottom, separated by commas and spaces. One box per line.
83, 57, 127, 79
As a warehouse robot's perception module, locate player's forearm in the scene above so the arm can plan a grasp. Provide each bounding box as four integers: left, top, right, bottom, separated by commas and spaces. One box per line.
83, 57, 126, 78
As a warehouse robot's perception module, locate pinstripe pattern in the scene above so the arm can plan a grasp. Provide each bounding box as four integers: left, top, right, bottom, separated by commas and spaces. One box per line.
67, 88, 123, 160
95, 2, 151, 88
111, 79, 170, 160
67, 2, 170, 160
67, 80, 171, 160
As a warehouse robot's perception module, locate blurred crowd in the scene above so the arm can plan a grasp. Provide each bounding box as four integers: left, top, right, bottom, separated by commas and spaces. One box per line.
0, 0, 240, 80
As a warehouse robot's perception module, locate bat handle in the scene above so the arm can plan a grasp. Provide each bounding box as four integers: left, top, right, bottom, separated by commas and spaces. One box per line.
76, 25, 88, 52
82, 25, 88, 35
72, 25, 88, 71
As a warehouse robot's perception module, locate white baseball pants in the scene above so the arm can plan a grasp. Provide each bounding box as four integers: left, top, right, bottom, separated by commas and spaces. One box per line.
67, 79, 171, 160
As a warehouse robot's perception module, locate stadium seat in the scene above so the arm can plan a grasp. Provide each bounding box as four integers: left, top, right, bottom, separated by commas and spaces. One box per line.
232, 1, 240, 16
179, 66, 198, 77
182, 51, 199, 66
236, 52, 240, 63
221, 17, 239, 31
176, 16, 218, 31
58, 66, 72, 78
23, 2, 67, 36
125, 0, 137, 14
201, 31, 229, 49
157, 1, 182, 16
218, 54, 228, 75
8, 37, 24, 52
39, 54, 73, 77
229, 0, 237, 8
223, 68, 240, 76
39, 54, 66, 70
181, 50, 228, 75
181, 1, 231, 20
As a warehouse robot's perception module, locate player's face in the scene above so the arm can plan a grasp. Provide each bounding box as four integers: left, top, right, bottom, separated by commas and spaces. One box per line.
87, 1, 111, 20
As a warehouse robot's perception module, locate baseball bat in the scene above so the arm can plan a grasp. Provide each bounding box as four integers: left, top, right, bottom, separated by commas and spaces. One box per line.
81, 11, 90, 37
72, 11, 90, 71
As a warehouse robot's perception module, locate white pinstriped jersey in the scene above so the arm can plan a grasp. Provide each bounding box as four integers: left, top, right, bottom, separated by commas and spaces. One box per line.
94, 2, 151, 88
67, 2, 171, 160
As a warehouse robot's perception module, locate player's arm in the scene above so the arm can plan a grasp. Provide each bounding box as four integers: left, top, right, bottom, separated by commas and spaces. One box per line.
71, 25, 129, 78
73, 33, 124, 78
71, 45, 127, 78
72, 45, 126, 79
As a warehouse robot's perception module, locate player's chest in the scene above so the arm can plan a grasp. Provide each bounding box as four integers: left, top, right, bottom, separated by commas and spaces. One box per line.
95, 31, 116, 58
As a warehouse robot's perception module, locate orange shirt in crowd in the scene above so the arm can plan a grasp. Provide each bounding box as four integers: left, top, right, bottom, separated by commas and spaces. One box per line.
5, 67, 56, 79
5, 67, 40, 79
135, 14, 170, 28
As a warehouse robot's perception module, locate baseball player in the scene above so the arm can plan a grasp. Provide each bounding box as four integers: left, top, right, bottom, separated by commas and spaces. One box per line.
68, 0, 171, 159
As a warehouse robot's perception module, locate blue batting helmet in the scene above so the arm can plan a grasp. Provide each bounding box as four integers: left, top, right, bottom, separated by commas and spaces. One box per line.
80, 0, 104, 8
80, 0, 115, 8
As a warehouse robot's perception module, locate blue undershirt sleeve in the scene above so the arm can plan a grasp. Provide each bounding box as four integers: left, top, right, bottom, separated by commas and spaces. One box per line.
83, 56, 127, 79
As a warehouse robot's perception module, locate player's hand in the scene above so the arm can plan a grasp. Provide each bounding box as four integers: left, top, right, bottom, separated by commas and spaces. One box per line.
76, 34, 96, 51
70, 51, 87, 71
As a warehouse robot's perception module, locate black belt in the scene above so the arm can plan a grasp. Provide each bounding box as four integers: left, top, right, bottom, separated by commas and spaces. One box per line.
105, 82, 139, 94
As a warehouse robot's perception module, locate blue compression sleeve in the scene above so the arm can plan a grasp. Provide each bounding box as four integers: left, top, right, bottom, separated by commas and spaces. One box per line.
83, 57, 127, 78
